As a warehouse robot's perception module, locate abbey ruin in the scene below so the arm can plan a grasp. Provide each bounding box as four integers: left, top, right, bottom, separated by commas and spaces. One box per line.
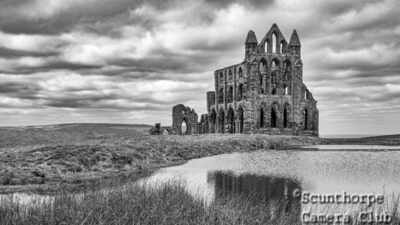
171, 24, 319, 136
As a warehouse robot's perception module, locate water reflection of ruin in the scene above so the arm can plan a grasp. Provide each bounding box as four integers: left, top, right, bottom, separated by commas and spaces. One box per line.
208, 171, 301, 221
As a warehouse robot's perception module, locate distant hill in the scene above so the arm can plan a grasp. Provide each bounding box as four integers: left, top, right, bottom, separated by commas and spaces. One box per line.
0, 123, 152, 149
323, 134, 400, 145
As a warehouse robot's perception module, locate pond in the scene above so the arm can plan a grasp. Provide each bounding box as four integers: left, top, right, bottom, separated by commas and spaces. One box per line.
140, 144, 400, 214
2, 145, 400, 215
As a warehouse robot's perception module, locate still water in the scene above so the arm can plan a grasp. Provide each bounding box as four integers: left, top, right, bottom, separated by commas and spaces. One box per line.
140, 145, 400, 214
2, 145, 400, 213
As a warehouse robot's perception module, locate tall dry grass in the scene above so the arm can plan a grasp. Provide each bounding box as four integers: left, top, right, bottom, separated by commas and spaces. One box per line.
0, 182, 301, 225
1, 181, 400, 225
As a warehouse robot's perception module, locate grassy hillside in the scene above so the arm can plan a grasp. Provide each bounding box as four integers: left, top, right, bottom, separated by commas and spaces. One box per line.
0, 123, 151, 149
0, 124, 320, 194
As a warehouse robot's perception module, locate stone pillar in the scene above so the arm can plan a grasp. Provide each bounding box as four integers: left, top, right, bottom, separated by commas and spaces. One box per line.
246, 60, 259, 133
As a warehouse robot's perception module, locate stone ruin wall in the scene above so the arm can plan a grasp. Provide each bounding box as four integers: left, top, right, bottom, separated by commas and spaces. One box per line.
171, 104, 199, 135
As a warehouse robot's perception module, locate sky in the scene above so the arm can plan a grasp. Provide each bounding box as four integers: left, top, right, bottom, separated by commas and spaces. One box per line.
0, 0, 399, 136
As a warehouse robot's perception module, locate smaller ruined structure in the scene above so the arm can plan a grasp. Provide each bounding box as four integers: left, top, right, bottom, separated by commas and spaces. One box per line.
171, 104, 199, 135
149, 123, 162, 135
149, 123, 171, 135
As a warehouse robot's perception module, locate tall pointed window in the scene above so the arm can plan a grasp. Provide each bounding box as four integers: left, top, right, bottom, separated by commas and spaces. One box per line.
237, 83, 244, 101
272, 32, 278, 53
228, 86, 233, 103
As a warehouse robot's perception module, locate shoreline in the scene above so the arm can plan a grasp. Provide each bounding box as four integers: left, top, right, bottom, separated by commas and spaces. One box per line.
0, 131, 320, 194
1, 124, 399, 195
0, 160, 185, 195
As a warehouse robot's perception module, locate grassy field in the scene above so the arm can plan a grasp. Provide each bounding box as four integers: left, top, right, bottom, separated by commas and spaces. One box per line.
1, 124, 400, 225
0, 123, 320, 194
0, 182, 301, 225
1, 181, 398, 225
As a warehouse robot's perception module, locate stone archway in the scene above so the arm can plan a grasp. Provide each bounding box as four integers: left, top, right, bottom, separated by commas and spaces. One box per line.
181, 119, 189, 135
172, 104, 198, 135
283, 103, 290, 128
227, 107, 235, 134
271, 102, 280, 128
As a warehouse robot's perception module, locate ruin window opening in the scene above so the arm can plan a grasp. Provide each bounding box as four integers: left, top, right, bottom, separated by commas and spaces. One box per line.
271, 72, 278, 95
283, 105, 289, 128
284, 60, 291, 80
272, 87, 277, 95
272, 58, 280, 71
272, 32, 278, 53
259, 108, 265, 128
227, 108, 235, 134
218, 88, 224, 103
219, 110, 225, 133
238, 107, 244, 133
210, 109, 217, 133
271, 108, 277, 128
304, 109, 308, 130
284, 85, 289, 95
238, 83, 244, 101
181, 119, 188, 135
228, 86, 233, 103
238, 68, 243, 78
259, 59, 267, 74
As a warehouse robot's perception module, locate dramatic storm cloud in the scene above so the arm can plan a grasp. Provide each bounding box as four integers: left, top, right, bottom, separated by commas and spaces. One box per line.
0, 0, 399, 136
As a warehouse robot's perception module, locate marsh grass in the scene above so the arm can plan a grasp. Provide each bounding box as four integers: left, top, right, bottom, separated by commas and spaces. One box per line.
1, 181, 400, 225
0, 181, 302, 225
